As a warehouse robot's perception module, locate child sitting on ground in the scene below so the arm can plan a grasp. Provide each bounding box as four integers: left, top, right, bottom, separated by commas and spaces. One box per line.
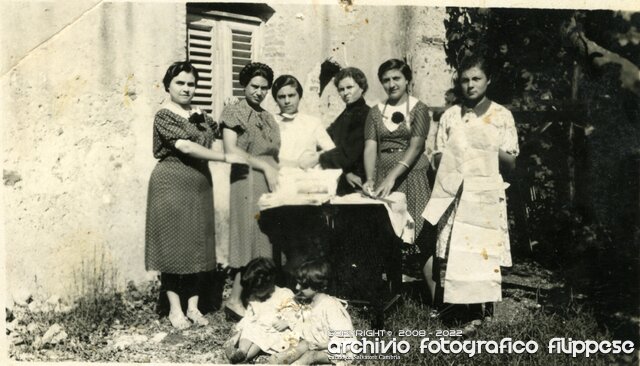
224, 257, 302, 364
269, 260, 355, 365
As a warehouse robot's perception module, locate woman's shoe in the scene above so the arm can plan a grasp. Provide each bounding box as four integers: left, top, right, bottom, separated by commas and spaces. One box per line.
224, 305, 244, 322
168, 311, 191, 330
186, 308, 209, 326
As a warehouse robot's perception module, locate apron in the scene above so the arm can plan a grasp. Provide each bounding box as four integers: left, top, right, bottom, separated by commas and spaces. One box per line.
422, 106, 510, 304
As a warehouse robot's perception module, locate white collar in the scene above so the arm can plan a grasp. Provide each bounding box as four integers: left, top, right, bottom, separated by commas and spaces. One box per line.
163, 102, 197, 119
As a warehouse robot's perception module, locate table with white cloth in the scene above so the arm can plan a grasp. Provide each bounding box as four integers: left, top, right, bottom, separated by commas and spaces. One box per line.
259, 170, 413, 327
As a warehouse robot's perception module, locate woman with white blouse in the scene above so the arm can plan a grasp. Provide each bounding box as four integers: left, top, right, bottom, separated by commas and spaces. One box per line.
271, 75, 335, 169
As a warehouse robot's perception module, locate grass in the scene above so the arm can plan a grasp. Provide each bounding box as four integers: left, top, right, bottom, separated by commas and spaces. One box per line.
8, 262, 639, 365
349, 298, 637, 366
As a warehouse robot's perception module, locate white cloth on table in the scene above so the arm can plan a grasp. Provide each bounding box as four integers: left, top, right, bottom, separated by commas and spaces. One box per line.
257, 168, 342, 209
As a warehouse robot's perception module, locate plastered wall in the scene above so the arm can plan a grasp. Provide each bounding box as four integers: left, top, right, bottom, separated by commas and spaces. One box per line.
2, 2, 451, 301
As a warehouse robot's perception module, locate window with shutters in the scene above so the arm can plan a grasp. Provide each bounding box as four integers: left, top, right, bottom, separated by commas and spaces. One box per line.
186, 11, 263, 117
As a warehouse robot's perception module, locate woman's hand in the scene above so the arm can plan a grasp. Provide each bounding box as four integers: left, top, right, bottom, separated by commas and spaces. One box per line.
272, 319, 290, 332
224, 153, 248, 165
345, 173, 362, 188
362, 180, 376, 197
264, 165, 280, 192
298, 151, 319, 170
374, 176, 395, 198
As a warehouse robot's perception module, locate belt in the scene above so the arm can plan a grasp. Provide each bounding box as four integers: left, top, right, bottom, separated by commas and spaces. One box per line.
381, 148, 405, 153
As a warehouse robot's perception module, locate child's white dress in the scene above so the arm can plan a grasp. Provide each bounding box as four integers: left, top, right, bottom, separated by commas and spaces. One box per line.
295, 293, 355, 352
233, 286, 303, 354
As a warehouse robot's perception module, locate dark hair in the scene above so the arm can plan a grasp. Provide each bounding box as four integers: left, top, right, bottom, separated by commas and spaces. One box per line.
457, 53, 492, 80
333, 67, 368, 93
296, 260, 330, 292
238, 62, 274, 88
377, 59, 412, 82
162, 61, 199, 92
272, 74, 303, 99
240, 257, 277, 305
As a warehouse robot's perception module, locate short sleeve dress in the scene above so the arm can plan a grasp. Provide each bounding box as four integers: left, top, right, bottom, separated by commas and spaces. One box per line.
220, 99, 281, 268
233, 286, 302, 354
364, 96, 432, 252
422, 100, 519, 304
294, 293, 355, 352
145, 108, 218, 274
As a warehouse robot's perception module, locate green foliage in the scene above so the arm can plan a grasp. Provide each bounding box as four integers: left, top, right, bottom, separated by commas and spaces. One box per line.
443, 8, 639, 109
443, 7, 640, 319
444, 8, 576, 108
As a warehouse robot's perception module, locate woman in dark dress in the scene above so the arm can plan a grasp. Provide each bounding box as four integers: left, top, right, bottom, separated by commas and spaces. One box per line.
145, 61, 245, 329
317, 67, 370, 194
220, 62, 280, 319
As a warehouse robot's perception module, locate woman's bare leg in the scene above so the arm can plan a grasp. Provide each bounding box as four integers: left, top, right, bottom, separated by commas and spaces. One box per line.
225, 272, 245, 316
423, 256, 436, 303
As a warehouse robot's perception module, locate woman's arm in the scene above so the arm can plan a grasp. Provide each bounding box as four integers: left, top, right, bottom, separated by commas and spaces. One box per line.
374, 136, 425, 198
362, 139, 378, 196
316, 124, 336, 152
297, 122, 337, 170
318, 118, 366, 170
375, 103, 429, 198
499, 149, 516, 173
174, 139, 245, 163
498, 109, 519, 175
223, 128, 279, 191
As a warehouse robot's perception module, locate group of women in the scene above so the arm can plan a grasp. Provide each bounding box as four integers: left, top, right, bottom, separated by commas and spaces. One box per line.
144, 54, 519, 332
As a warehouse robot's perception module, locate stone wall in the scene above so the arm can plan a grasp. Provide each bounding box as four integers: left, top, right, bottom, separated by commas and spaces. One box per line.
2, 2, 185, 301
2, 2, 451, 302
260, 4, 451, 125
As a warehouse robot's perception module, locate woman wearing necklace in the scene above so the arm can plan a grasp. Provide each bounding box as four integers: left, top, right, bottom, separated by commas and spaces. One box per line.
363, 59, 435, 300
145, 61, 245, 329
220, 62, 281, 320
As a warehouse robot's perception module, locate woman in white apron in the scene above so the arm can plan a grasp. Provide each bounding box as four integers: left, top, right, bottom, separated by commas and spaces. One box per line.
422, 54, 519, 330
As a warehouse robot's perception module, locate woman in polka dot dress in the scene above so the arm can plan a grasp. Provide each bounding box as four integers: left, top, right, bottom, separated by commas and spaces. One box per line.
145, 61, 246, 330
362, 59, 434, 300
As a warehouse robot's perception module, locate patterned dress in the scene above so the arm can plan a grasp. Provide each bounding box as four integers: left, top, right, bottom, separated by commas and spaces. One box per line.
423, 100, 519, 304
145, 108, 217, 274
233, 287, 301, 354
220, 99, 281, 268
364, 96, 432, 253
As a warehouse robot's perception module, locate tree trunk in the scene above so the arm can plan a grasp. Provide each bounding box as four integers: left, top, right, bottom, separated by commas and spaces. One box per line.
561, 14, 640, 97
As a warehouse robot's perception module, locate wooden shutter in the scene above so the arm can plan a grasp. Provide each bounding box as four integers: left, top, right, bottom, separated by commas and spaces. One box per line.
187, 23, 215, 113
231, 28, 253, 98
187, 12, 262, 115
